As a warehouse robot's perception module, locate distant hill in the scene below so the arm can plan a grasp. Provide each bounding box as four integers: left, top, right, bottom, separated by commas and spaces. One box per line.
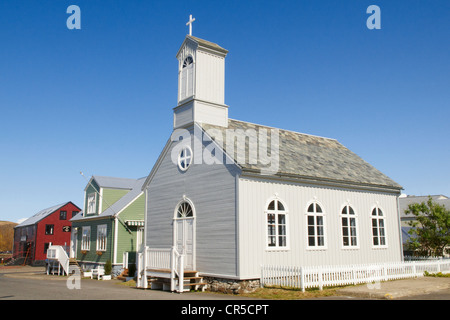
0, 221, 18, 252
0, 221, 18, 225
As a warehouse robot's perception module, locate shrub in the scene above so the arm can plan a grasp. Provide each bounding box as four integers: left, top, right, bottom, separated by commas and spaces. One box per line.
105, 260, 112, 275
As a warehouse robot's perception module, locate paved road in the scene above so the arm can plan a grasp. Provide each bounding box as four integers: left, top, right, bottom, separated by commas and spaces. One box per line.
0, 267, 275, 318
0, 268, 254, 300
1, 266, 449, 301
336, 275, 450, 300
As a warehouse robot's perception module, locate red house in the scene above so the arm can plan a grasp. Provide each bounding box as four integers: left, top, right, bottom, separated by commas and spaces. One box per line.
13, 202, 81, 264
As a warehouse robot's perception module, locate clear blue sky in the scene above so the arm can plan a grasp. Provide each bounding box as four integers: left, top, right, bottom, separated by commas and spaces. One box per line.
0, 0, 448, 223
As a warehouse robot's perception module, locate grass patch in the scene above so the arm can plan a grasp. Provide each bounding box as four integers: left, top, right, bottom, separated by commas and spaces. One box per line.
424, 271, 450, 278
114, 279, 348, 299
117, 279, 137, 287
227, 285, 346, 300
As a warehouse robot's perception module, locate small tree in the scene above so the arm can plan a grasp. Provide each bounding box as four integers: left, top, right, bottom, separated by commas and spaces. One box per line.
405, 197, 450, 256
104, 260, 112, 276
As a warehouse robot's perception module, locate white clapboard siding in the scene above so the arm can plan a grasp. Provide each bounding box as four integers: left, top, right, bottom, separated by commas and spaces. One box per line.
145, 128, 241, 278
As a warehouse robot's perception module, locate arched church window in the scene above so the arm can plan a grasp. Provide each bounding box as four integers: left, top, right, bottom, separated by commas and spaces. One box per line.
177, 201, 193, 218
341, 205, 358, 248
306, 201, 326, 248
180, 56, 194, 100
183, 56, 193, 68
371, 207, 386, 247
266, 199, 288, 249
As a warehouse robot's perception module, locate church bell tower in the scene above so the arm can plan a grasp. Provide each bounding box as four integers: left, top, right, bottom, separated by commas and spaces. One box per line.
173, 16, 229, 129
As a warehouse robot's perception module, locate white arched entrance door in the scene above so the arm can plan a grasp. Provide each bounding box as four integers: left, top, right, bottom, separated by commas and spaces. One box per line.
173, 199, 195, 270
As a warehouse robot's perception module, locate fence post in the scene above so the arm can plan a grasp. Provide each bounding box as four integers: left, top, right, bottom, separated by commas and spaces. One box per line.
318, 267, 323, 291
170, 247, 175, 292
352, 266, 356, 285
178, 254, 184, 293
143, 248, 148, 289
300, 266, 305, 292
260, 265, 263, 288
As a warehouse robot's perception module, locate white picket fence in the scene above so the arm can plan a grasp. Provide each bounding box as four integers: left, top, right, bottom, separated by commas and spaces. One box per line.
261, 259, 450, 291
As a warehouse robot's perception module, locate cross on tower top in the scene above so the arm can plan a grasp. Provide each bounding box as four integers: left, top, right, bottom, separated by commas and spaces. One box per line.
186, 14, 195, 36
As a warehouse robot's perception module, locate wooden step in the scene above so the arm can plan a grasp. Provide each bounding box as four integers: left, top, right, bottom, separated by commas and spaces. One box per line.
183, 282, 207, 286
143, 268, 206, 292
183, 276, 203, 281
117, 268, 129, 280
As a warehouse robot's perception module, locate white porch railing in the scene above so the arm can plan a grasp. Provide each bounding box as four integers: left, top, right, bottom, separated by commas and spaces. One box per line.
46, 245, 69, 276
261, 260, 450, 291
136, 246, 185, 292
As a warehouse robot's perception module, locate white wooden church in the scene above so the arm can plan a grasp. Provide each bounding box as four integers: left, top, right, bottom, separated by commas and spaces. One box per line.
136, 17, 403, 291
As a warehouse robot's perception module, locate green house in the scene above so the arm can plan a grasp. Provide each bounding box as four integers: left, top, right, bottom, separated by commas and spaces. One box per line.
70, 176, 146, 275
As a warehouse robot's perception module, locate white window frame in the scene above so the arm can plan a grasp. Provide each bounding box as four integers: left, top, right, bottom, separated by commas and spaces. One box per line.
305, 201, 327, 250
81, 226, 91, 251
87, 192, 97, 214
178, 145, 193, 171
371, 206, 388, 248
340, 204, 359, 249
179, 55, 195, 102
265, 198, 289, 250
96, 224, 107, 252
136, 227, 144, 253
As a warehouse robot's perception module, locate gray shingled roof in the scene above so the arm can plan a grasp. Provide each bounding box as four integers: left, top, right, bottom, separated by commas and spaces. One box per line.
186, 35, 229, 54
89, 175, 137, 190
72, 177, 146, 222
200, 119, 402, 190
16, 202, 74, 228
401, 226, 415, 244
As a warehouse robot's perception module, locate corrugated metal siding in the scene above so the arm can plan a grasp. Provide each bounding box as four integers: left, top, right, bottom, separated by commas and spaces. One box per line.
238, 177, 402, 278
146, 130, 240, 277
194, 101, 228, 127
195, 51, 225, 105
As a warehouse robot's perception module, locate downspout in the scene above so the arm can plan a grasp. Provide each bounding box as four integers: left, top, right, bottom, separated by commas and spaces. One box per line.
143, 188, 148, 249
113, 217, 118, 265
235, 173, 240, 279
33, 224, 38, 263
12, 228, 16, 259
396, 193, 404, 261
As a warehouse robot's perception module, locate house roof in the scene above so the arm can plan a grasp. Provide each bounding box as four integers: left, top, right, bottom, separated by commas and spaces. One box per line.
85, 175, 138, 191
176, 35, 228, 59
200, 119, 402, 191
187, 35, 228, 54
72, 177, 146, 222
15, 202, 79, 228
399, 195, 450, 218
401, 226, 416, 244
